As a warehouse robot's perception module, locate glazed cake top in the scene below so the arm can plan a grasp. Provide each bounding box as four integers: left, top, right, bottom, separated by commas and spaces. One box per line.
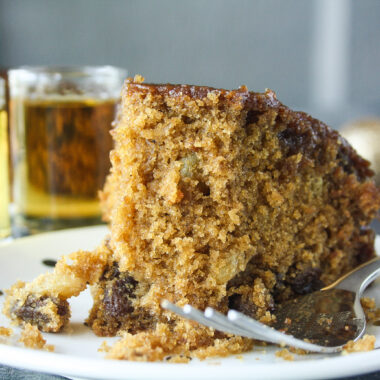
124, 76, 374, 181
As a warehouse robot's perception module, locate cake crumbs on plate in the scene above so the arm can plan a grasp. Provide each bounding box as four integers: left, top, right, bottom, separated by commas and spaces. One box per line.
165, 355, 192, 363
19, 323, 54, 352
0, 326, 13, 337
361, 297, 380, 324
98, 340, 111, 353
342, 334, 376, 354
275, 348, 294, 361
289, 347, 308, 355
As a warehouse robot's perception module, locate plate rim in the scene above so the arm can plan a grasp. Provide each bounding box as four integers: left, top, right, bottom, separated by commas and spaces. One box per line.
0, 226, 379, 380
1, 342, 380, 380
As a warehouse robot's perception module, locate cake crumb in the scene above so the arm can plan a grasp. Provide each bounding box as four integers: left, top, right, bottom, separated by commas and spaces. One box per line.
19, 323, 55, 352
361, 297, 380, 324
133, 74, 144, 84
361, 297, 376, 310
0, 326, 13, 337
98, 340, 111, 353
275, 348, 294, 361
44, 344, 55, 352
289, 347, 308, 355
342, 334, 375, 354
165, 355, 191, 363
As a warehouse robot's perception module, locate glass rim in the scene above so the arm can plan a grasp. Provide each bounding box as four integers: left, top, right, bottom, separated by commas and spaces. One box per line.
0, 77, 5, 108
8, 65, 127, 98
8, 65, 127, 79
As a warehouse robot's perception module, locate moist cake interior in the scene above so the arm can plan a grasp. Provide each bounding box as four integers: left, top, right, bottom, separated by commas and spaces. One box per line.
4, 76, 380, 361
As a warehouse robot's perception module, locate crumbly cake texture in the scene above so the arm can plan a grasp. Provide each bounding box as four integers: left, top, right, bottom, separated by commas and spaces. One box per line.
342, 334, 376, 354
0, 326, 12, 337
361, 297, 380, 324
3, 76, 380, 361
3, 247, 107, 332
19, 323, 54, 351
275, 348, 294, 361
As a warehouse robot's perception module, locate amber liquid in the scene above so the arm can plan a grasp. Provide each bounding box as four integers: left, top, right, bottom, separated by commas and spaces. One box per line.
11, 97, 116, 234
0, 109, 10, 238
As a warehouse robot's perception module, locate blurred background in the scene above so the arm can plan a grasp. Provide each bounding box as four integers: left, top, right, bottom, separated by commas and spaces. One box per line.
0, 0, 379, 233
0, 3, 379, 377
0, 0, 379, 128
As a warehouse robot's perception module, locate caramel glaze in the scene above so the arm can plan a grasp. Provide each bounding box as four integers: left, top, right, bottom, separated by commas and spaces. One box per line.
126, 80, 374, 182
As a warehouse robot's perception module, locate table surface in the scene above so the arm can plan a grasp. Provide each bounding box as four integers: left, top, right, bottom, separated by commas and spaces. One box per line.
1, 221, 380, 379
1, 364, 380, 380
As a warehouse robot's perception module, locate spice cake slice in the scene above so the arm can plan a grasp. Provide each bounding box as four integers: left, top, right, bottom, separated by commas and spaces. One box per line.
4, 76, 380, 361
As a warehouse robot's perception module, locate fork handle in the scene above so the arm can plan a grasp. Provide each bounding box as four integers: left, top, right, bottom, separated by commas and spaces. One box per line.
325, 257, 380, 296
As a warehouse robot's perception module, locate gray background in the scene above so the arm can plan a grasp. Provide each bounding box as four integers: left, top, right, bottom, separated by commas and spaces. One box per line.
0, 1, 379, 378
0, 0, 379, 128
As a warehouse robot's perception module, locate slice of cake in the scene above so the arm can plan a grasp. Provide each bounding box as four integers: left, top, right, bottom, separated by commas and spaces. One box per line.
4, 76, 380, 361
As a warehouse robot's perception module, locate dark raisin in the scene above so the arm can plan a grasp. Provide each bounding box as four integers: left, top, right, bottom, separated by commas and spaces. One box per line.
42, 259, 57, 267
272, 273, 287, 300
103, 274, 138, 318
358, 243, 375, 264
196, 181, 210, 196
198, 245, 210, 255
278, 128, 306, 156
181, 115, 195, 124
245, 110, 263, 125
287, 268, 324, 295
57, 301, 69, 317
228, 294, 257, 318
100, 262, 120, 281
336, 147, 355, 175
14, 295, 69, 329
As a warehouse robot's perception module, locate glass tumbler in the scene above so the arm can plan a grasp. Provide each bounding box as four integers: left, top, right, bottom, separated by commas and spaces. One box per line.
0, 77, 10, 238
9, 66, 126, 236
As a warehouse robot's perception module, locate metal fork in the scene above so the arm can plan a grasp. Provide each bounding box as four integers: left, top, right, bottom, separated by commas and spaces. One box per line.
161, 257, 380, 354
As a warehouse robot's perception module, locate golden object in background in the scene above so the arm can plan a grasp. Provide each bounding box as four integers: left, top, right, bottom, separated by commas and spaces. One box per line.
341, 119, 380, 186
17, 97, 115, 218
9, 66, 126, 235
0, 77, 10, 238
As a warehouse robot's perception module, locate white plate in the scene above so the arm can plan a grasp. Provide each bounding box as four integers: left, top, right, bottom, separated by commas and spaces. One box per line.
0, 226, 379, 380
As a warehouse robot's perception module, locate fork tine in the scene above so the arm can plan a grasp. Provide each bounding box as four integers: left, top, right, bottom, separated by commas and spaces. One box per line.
161, 300, 225, 332
161, 300, 256, 337
227, 309, 282, 342
204, 307, 267, 340
183, 305, 245, 336
160, 300, 191, 320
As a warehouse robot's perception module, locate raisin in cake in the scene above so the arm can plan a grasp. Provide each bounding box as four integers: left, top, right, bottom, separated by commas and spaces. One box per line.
4, 76, 380, 361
